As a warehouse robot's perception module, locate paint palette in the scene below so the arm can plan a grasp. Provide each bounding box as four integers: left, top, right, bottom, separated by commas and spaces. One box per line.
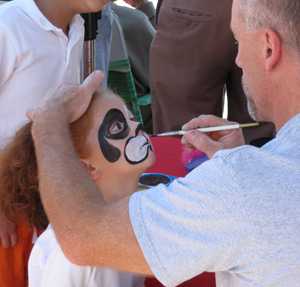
138, 173, 177, 189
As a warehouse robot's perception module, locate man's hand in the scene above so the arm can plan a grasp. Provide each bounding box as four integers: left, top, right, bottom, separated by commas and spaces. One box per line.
123, 0, 148, 9
0, 210, 18, 248
27, 70, 104, 125
181, 115, 245, 159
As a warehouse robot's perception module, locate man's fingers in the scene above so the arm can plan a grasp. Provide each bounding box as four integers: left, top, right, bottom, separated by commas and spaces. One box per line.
185, 131, 207, 149
182, 118, 200, 131
80, 70, 104, 95
184, 131, 217, 159
182, 114, 246, 159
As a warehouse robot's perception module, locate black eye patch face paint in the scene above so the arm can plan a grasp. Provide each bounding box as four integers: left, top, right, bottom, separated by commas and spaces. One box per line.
98, 108, 130, 163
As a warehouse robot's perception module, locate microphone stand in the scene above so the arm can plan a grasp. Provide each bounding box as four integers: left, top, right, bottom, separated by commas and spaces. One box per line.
80, 11, 102, 82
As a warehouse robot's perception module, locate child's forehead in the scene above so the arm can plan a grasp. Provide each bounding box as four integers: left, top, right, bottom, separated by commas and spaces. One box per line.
95, 93, 124, 107
94, 93, 128, 115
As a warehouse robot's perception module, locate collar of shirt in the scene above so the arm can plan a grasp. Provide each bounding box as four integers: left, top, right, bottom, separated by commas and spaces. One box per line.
16, 0, 84, 36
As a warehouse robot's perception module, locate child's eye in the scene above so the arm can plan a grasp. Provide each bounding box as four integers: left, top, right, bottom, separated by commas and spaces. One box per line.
110, 121, 124, 134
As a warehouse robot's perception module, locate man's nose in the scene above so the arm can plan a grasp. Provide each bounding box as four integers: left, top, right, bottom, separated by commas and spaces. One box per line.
235, 53, 242, 68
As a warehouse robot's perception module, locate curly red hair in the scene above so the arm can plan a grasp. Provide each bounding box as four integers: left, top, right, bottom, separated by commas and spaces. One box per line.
0, 89, 121, 231
0, 122, 46, 231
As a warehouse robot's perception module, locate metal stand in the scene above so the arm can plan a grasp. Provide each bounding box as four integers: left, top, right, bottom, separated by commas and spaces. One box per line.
80, 12, 102, 82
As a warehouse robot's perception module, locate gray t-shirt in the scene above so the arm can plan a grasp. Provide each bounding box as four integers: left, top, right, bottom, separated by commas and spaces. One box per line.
130, 114, 300, 287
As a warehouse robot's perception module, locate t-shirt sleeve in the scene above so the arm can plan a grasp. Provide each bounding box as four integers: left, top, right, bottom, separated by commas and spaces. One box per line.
129, 155, 256, 286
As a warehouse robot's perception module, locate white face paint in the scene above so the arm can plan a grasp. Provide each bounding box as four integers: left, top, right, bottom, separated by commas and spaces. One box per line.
125, 133, 153, 163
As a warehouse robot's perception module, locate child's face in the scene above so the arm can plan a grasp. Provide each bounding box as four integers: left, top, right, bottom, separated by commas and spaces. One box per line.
85, 92, 155, 180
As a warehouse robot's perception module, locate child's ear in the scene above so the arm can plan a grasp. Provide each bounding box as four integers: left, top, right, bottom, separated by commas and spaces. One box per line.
80, 158, 101, 180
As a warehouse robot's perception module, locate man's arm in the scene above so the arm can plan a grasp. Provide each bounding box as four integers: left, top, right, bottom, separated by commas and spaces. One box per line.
30, 71, 153, 275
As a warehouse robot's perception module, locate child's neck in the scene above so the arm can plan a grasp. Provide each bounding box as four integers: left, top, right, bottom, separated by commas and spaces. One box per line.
34, 0, 75, 36
96, 173, 142, 203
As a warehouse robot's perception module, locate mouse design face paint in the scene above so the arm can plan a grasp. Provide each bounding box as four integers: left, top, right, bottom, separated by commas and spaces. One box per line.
124, 124, 153, 165
98, 108, 130, 162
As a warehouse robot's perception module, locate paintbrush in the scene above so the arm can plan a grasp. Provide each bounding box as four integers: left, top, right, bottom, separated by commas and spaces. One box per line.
151, 122, 259, 137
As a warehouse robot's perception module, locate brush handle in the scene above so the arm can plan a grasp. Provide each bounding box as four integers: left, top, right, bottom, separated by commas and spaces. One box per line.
153, 123, 259, 137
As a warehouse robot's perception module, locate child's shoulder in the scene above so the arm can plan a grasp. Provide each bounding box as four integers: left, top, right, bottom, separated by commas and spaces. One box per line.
0, 1, 22, 26
0, 0, 18, 14
0, 1, 34, 37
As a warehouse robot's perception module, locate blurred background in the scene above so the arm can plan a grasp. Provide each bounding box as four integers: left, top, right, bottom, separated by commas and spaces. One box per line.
115, 0, 158, 8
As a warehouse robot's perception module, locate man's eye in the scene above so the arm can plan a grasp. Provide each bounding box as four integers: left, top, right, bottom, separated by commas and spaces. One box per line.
110, 121, 124, 134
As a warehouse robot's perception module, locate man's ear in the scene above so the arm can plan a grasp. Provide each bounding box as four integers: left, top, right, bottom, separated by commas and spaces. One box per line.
263, 28, 281, 71
80, 158, 101, 180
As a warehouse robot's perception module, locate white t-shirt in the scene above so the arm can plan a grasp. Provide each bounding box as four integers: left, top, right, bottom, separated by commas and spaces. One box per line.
0, 0, 84, 148
130, 113, 300, 287
29, 225, 145, 287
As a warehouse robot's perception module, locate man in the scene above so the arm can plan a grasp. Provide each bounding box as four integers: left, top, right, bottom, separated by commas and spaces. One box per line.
150, 0, 275, 144
29, 0, 300, 286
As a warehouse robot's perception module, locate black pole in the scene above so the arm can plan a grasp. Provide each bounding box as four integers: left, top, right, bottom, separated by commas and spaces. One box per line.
80, 11, 102, 82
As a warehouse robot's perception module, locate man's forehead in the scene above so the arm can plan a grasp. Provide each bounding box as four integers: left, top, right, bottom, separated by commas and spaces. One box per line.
230, 0, 240, 35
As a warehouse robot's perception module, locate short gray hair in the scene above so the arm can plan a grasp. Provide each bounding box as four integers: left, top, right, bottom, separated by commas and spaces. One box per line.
238, 0, 300, 55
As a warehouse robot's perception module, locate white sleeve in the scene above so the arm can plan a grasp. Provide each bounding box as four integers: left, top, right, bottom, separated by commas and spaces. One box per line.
29, 225, 93, 287
41, 245, 94, 287
29, 226, 144, 287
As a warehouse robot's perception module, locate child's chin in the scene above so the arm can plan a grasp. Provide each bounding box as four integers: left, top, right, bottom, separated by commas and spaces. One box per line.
146, 154, 156, 168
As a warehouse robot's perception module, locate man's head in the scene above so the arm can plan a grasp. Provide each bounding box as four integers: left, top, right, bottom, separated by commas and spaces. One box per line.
237, 0, 300, 57
231, 0, 300, 128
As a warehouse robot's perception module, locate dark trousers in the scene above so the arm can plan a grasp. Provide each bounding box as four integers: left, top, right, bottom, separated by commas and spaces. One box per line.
150, 0, 275, 142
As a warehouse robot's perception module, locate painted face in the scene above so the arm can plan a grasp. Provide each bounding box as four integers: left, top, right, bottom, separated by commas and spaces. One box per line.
77, 91, 155, 203
97, 105, 153, 165
81, 91, 155, 185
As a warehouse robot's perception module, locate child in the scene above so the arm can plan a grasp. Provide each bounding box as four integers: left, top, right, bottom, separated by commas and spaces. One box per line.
0, 89, 155, 286
0, 0, 109, 285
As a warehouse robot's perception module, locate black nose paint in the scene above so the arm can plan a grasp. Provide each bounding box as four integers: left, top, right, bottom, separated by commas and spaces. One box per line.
124, 124, 152, 165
